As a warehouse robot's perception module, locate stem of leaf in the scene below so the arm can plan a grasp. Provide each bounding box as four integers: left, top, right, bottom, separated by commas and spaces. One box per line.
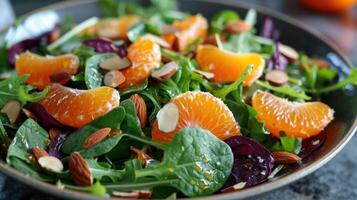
122, 134, 167, 150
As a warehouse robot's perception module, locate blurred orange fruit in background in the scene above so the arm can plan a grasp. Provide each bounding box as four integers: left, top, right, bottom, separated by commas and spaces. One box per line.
299, 0, 356, 13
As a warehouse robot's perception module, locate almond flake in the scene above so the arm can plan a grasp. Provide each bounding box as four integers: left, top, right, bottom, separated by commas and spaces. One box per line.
151, 61, 178, 81
157, 103, 179, 133
38, 156, 64, 173
1, 100, 21, 124
100, 55, 131, 70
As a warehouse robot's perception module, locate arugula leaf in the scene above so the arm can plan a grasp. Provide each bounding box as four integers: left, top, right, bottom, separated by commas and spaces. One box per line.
86, 159, 125, 182
309, 68, 357, 94
0, 117, 10, 147
255, 80, 311, 100
9, 157, 54, 182
210, 10, 240, 33
64, 181, 107, 197
213, 64, 252, 100
61, 107, 126, 157
0, 75, 49, 108
7, 119, 48, 164
272, 134, 302, 154
85, 53, 116, 89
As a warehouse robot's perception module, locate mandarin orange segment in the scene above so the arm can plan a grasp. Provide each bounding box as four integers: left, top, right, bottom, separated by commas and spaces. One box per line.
15, 51, 79, 90
196, 44, 265, 86
163, 14, 208, 51
117, 15, 141, 39
40, 84, 120, 128
252, 90, 334, 139
119, 38, 161, 89
152, 91, 240, 142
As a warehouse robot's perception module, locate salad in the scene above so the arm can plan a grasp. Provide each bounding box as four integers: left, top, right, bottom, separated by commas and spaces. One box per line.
0, 0, 356, 198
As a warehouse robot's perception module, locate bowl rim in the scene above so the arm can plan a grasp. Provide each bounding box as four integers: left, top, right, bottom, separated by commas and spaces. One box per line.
0, 0, 356, 199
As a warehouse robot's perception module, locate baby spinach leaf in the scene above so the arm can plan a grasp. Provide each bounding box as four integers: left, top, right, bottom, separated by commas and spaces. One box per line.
211, 10, 240, 33
9, 157, 54, 182
134, 128, 234, 197
0, 75, 48, 108
85, 53, 116, 89
61, 107, 126, 157
225, 99, 269, 142
120, 79, 148, 96
7, 119, 48, 164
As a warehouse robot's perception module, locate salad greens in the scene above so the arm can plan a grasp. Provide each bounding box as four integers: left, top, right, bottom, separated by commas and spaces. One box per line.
0, 0, 355, 198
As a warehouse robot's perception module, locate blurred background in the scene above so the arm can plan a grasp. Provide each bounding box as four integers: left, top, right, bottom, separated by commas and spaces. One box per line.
0, 0, 356, 199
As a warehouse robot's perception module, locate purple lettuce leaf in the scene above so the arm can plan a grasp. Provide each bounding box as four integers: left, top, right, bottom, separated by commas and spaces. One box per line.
26, 103, 74, 131
83, 39, 127, 58
223, 136, 275, 189
48, 131, 69, 158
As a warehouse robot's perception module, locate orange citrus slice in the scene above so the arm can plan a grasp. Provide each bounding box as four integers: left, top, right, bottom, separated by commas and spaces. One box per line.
252, 90, 334, 139
119, 38, 161, 89
152, 91, 240, 142
40, 84, 120, 128
164, 14, 208, 51
15, 51, 79, 90
196, 44, 265, 86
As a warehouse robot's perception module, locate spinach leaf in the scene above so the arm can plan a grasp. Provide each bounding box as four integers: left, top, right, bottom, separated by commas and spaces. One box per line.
7, 119, 48, 164
210, 10, 240, 33
9, 157, 54, 182
0, 75, 48, 108
120, 79, 148, 96
61, 107, 126, 157
225, 99, 269, 142
85, 53, 116, 89
134, 128, 233, 197
0, 117, 10, 147
255, 80, 311, 100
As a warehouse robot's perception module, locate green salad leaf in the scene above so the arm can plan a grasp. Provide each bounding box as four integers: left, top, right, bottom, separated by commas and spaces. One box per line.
272, 134, 302, 154
0, 75, 49, 108
255, 80, 311, 100
85, 53, 116, 89
127, 23, 161, 42
210, 10, 240, 33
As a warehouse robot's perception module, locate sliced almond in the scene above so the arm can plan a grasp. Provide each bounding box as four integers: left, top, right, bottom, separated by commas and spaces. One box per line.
141, 33, 170, 48
104, 70, 126, 88
1, 100, 22, 124
69, 152, 93, 186
50, 71, 71, 83
221, 182, 247, 193
22, 108, 37, 121
32, 146, 49, 160
194, 69, 215, 79
264, 70, 288, 86
273, 151, 301, 164
151, 61, 178, 81
112, 190, 152, 199
157, 103, 179, 133
83, 128, 111, 149
278, 43, 299, 62
130, 94, 147, 128
99, 55, 131, 70
224, 20, 251, 34
38, 156, 64, 173
161, 25, 180, 35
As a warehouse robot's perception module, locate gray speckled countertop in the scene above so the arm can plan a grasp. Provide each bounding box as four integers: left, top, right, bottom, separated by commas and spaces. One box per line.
1, 0, 356, 199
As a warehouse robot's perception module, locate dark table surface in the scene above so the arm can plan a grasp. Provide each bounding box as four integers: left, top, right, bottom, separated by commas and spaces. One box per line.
1, 0, 356, 200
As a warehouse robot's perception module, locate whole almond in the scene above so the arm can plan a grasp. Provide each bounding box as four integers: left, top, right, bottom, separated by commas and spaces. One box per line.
32, 146, 49, 160
83, 128, 111, 149
49, 129, 60, 140
69, 152, 93, 186
273, 151, 301, 164
130, 94, 147, 128
224, 20, 251, 34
